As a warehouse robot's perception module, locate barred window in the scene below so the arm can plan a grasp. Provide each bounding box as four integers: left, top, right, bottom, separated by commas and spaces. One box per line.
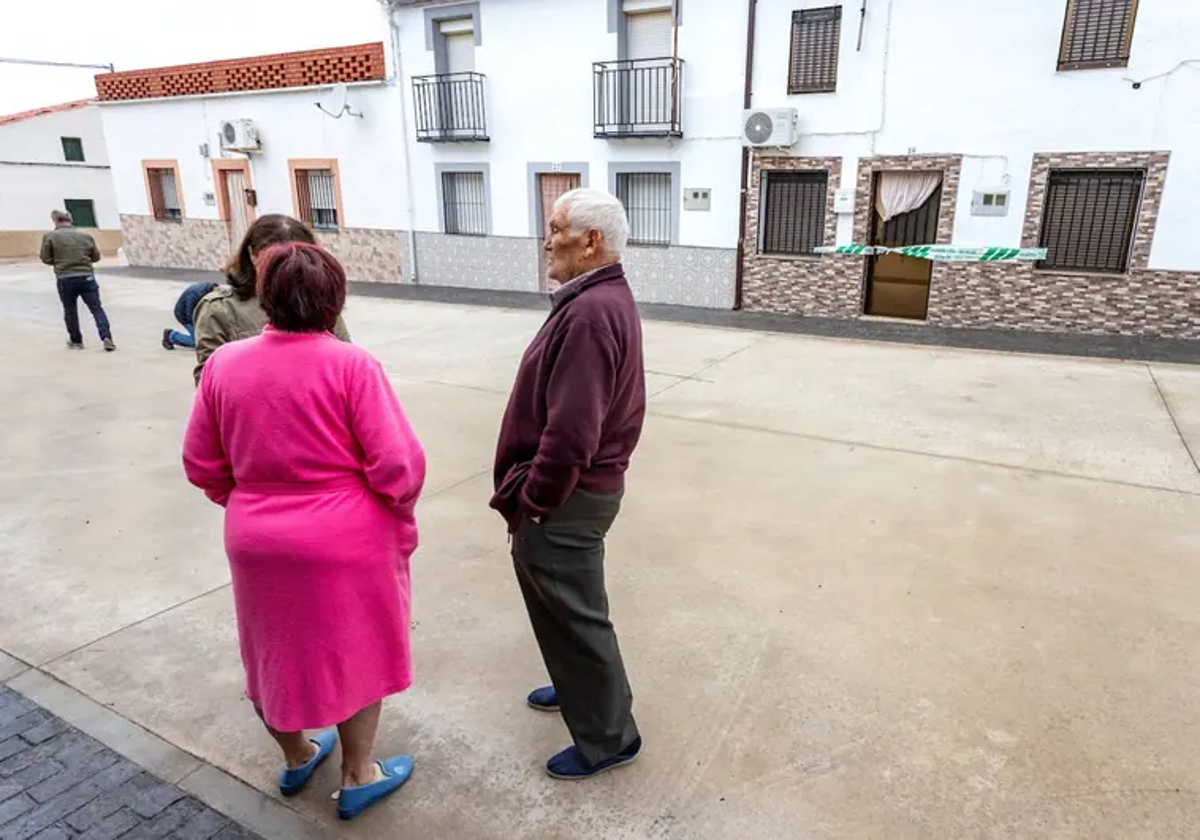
1059, 0, 1138, 70
294, 168, 339, 230
147, 167, 182, 222
442, 171, 488, 236
789, 6, 842, 94
616, 172, 673, 247
759, 171, 828, 255
1037, 168, 1144, 274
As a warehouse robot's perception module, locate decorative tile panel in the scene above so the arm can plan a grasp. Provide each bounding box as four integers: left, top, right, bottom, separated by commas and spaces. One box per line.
622, 245, 737, 309
414, 233, 541, 292
120, 214, 230, 271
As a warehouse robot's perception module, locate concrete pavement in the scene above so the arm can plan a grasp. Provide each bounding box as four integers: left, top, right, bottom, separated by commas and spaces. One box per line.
2, 261, 1200, 838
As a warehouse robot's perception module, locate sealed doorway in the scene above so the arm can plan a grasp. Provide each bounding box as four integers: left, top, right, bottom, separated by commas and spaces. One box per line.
864, 171, 942, 320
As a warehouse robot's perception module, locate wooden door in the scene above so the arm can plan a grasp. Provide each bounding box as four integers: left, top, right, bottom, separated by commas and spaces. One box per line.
537, 172, 581, 290
864, 176, 940, 320
221, 168, 253, 249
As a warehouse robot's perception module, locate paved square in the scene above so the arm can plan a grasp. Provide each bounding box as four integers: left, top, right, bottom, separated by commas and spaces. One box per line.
2, 262, 1200, 838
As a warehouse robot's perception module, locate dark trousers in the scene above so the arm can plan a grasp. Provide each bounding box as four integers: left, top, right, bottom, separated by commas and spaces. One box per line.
57, 276, 111, 344
512, 487, 639, 765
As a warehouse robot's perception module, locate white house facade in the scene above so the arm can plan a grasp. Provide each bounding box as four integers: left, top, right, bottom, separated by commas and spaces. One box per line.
0, 100, 121, 259
96, 0, 745, 308
95, 0, 1200, 338
742, 0, 1200, 337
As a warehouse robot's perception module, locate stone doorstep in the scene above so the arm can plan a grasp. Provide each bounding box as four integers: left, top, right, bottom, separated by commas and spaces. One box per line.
2, 669, 334, 840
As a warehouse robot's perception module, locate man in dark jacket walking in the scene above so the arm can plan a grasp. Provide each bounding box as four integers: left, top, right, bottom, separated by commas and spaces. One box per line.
491, 188, 646, 780
40, 209, 115, 351
162, 280, 218, 350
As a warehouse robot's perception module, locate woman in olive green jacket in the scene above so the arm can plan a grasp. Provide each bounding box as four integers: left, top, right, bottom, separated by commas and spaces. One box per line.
193, 214, 350, 385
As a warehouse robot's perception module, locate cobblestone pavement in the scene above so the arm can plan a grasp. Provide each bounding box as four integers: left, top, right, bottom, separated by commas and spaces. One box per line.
0, 689, 259, 840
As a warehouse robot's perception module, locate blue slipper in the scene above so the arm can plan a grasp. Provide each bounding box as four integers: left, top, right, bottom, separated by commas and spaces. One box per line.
527, 685, 559, 712
337, 755, 414, 820
546, 737, 641, 780
278, 730, 337, 796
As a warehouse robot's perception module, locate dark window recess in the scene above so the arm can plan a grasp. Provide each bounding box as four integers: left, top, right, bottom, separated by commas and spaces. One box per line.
61, 137, 84, 162
1059, 0, 1138, 70
789, 6, 842, 94
294, 169, 338, 229
63, 199, 97, 228
442, 171, 487, 235
874, 184, 942, 247
147, 168, 182, 222
1037, 168, 1144, 273
760, 171, 829, 255
616, 172, 673, 247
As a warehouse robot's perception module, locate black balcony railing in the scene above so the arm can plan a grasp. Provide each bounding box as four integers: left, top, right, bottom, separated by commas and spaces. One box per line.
593, 57, 684, 139
412, 72, 489, 142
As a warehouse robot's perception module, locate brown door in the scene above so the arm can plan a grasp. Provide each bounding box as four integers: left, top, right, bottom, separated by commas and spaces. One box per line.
536, 172, 581, 290
864, 174, 941, 320
221, 168, 254, 250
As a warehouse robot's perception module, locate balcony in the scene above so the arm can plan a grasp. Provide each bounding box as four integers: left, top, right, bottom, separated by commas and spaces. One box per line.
593, 57, 684, 139
412, 72, 489, 142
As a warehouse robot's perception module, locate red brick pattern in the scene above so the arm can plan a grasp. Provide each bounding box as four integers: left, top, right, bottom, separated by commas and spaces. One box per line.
96, 43, 386, 102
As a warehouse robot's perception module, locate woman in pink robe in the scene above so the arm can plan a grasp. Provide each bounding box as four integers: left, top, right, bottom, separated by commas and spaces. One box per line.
183, 241, 425, 818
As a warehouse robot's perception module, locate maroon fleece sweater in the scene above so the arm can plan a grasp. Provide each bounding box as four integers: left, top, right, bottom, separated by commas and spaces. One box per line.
491, 262, 646, 530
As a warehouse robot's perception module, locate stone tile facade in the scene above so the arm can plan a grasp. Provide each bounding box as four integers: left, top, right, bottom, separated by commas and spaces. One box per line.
120, 215, 230, 272
928, 151, 1200, 339
741, 150, 1200, 339
621, 245, 737, 309
121, 216, 406, 285
741, 153, 846, 316
316, 228, 405, 285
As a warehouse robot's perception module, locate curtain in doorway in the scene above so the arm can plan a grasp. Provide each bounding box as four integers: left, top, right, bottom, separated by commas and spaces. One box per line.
875, 171, 942, 222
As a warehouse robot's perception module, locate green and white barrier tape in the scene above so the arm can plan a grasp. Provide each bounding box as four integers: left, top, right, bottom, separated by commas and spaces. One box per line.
813, 245, 1048, 261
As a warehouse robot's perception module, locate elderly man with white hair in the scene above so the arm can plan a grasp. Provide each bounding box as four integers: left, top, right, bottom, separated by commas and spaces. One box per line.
491, 187, 646, 780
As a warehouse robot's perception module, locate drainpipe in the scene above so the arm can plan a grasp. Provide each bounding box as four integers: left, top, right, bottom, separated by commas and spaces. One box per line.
388, 6, 420, 283
732, 0, 758, 310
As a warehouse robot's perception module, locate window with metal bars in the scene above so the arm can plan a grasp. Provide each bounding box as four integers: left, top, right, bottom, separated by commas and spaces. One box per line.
147, 168, 182, 222
1058, 0, 1138, 70
294, 169, 339, 230
616, 172, 672, 247
442, 171, 488, 236
789, 6, 842, 94
1037, 168, 1144, 274
759, 171, 829, 255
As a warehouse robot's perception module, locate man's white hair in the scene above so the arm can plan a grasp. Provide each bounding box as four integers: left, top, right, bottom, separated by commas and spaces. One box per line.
553, 188, 630, 259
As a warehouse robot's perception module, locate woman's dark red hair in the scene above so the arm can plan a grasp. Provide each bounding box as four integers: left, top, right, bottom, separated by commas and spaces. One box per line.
255, 241, 346, 333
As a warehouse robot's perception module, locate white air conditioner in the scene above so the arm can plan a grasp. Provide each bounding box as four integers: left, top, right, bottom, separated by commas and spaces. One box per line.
742, 108, 799, 147
220, 119, 261, 152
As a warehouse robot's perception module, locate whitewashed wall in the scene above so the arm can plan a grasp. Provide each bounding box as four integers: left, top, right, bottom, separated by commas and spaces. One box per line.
99, 84, 407, 231
0, 105, 118, 230
752, 0, 1200, 271
391, 0, 747, 247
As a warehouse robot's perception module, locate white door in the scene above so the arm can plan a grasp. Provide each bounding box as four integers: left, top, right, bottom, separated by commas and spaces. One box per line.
626, 9, 672, 60
624, 8, 674, 128
441, 19, 475, 73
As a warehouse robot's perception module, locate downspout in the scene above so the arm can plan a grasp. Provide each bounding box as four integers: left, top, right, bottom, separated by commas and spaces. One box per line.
388, 7, 420, 283
670, 0, 681, 131
732, 0, 758, 310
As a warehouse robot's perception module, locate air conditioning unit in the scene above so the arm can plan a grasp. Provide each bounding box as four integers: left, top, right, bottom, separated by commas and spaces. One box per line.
220, 119, 261, 152
742, 108, 799, 148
